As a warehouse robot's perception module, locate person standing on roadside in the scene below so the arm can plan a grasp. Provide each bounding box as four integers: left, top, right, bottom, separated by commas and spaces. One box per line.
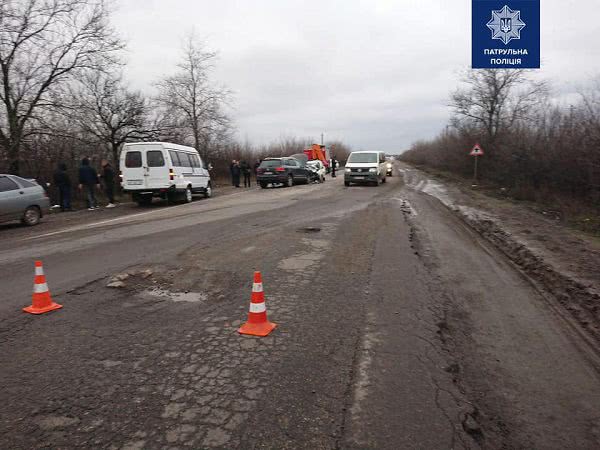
53, 163, 72, 212
230, 160, 241, 188
240, 160, 251, 188
331, 156, 337, 178
254, 159, 261, 186
101, 159, 116, 208
79, 158, 100, 210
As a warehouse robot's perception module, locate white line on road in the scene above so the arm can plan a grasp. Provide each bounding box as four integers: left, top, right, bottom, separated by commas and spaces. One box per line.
23, 201, 198, 241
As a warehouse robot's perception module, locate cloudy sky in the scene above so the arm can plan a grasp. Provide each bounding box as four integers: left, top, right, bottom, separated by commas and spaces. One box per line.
112, 0, 600, 153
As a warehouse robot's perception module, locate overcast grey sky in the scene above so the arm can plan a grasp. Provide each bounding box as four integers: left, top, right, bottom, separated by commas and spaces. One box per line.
113, 0, 600, 153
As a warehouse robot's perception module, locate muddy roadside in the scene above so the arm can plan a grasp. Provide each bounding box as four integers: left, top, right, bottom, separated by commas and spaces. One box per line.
400, 163, 600, 349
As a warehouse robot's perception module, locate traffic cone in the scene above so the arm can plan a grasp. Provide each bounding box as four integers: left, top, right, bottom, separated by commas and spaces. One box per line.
23, 261, 63, 315
238, 271, 277, 337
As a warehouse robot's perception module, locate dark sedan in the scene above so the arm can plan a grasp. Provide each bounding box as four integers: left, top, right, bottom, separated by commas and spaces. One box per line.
257, 158, 310, 188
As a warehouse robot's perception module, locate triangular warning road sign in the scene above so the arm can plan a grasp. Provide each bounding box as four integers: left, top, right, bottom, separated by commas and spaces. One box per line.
470, 143, 484, 156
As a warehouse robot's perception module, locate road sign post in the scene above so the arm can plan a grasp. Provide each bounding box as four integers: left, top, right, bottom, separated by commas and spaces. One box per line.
470, 143, 485, 185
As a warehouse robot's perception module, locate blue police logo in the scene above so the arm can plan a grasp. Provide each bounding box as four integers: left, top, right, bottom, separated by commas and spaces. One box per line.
487, 5, 526, 45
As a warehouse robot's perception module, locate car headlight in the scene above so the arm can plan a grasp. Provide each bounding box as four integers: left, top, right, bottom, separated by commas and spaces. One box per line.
345, 168, 351, 173
369, 168, 377, 173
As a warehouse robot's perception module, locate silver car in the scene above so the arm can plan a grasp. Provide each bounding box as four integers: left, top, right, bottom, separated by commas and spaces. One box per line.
0, 174, 50, 226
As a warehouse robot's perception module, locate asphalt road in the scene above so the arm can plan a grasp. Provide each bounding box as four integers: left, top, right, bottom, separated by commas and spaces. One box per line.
1, 167, 600, 449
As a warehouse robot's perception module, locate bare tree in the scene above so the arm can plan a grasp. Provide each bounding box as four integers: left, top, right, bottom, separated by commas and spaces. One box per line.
0, 0, 123, 174
70, 71, 151, 166
579, 78, 600, 202
155, 33, 231, 162
450, 69, 548, 141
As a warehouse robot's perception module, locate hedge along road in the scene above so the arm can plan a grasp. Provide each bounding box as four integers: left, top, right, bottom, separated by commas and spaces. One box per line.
1, 169, 600, 449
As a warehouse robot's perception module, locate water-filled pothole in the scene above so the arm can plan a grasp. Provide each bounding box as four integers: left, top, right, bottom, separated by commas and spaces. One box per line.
142, 288, 207, 303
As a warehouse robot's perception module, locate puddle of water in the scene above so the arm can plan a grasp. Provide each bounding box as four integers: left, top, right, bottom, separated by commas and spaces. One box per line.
142, 288, 207, 303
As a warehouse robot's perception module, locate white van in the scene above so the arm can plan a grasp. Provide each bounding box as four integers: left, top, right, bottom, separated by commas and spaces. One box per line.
120, 142, 212, 206
344, 151, 387, 186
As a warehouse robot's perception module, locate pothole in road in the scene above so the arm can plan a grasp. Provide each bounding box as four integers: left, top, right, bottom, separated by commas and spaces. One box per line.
297, 227, 321, 233
141, 288, 208, 303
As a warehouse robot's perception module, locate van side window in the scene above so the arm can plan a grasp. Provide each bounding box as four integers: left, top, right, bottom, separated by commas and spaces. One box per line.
168, 150, 180, 167
147, 151, 165, 167
180, 152, 192, 168
125, 151, 142, 168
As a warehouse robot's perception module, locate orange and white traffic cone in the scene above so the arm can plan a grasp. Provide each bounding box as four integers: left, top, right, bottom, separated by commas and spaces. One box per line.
238, 271, 277, 337
23, 261, 63, 315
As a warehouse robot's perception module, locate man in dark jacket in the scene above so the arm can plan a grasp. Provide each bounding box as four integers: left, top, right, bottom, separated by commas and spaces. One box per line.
230, 160, 241, 188
254, 160, 261, 186
240, 160, 251, 188
53, 163, 72, 211
101, 159, 116, 208
79, 158, 100, 210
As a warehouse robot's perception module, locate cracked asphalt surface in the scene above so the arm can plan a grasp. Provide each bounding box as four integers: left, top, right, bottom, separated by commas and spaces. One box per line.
1, 166, 600, 449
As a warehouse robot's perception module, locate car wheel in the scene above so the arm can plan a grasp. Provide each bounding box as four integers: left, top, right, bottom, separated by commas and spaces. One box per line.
260, 182, 268, 189
184, 186, 193, 203
22, 206, 41, 226
344, 181, 350, 187
286, 175, 293, 187
204, 182, 212, 198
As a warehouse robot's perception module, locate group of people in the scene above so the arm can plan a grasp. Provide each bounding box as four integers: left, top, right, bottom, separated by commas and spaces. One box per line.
230, 159, 260, 188
52, 158, 116, 212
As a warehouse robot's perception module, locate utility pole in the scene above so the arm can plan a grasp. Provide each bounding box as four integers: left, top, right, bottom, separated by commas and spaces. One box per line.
321, 133, 324, 145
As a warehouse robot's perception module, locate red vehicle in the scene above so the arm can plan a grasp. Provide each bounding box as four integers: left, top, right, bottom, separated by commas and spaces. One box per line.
303, 144, 330, 172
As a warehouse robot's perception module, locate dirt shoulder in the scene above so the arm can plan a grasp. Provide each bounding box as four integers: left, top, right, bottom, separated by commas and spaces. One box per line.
400, 163, 600, 347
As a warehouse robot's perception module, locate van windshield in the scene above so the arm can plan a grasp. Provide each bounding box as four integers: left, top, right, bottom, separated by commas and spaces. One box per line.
347, 153, 377, 163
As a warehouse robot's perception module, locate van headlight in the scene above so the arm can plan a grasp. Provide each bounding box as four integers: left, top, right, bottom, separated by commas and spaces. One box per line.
369, 168, 377, 173
345, 168, 351, 173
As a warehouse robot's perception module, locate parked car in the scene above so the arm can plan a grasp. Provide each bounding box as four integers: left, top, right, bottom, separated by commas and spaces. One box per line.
344, 151, 388, 186
120, 142, 212, 206
257, 158, 310, 188
0, 175, 50, 226
306, 160, 326, 183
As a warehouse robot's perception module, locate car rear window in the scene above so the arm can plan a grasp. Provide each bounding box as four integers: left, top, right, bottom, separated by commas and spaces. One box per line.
347, 153, 378, 163
260, 160, 282, 168
12, 176, 37, 188
147, 150, 165, 167
0, 176, 19, 192
125, 151, 142, 168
